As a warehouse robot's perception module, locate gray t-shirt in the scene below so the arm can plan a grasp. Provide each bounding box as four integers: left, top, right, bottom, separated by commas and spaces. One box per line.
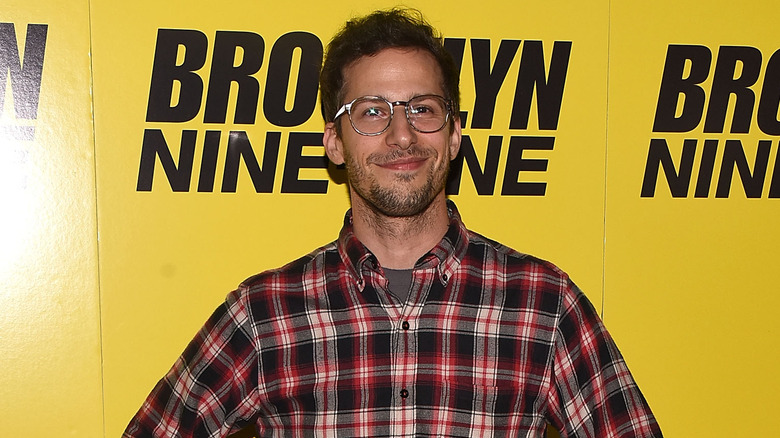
383, 268, 413, 304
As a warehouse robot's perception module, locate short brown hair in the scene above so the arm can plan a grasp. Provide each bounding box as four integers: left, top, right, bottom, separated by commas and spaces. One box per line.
319, 8, 460, 127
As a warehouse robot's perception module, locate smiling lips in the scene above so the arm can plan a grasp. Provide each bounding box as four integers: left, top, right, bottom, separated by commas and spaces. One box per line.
370, 147, 433, 172
377, 156, 429, 171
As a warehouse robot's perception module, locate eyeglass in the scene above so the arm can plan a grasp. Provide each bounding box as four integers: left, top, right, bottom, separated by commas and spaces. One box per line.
334, 94, 452, 136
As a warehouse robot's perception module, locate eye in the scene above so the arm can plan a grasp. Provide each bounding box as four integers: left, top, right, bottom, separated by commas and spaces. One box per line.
363, 106, 386, 117
409, 104, 433, 115
408, 96, 447, 119
352, 98, 390, 120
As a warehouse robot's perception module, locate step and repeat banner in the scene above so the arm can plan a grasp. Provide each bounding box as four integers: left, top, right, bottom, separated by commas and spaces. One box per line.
92, 1, 610, 435
605, 1, 780, 434
0, 0, 103, 436
2, 0, 778, 436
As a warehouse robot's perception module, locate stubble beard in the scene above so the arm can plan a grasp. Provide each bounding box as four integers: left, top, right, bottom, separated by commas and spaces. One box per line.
345, 146, 450, 218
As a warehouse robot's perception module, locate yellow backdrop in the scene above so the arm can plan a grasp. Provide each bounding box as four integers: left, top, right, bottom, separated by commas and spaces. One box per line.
0, 0, 102, 436
1, 0, 778, 436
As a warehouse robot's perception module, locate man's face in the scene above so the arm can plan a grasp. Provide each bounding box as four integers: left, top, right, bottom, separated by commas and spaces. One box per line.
323, 48, 461, 218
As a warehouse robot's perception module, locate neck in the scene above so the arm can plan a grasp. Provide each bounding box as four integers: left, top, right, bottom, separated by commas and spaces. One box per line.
350, 193, 450, 269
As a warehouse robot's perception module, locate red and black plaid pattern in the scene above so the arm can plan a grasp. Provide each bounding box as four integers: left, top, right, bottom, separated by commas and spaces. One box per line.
124, 202, 661, 437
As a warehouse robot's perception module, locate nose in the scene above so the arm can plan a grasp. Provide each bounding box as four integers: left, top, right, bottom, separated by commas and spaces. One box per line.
384, 107, 416, 150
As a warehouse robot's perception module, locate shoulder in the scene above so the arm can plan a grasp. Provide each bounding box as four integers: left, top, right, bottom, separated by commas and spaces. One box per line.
464, 229, 571, 284
237, 240, 340, 293
221, 241, 341, 324
457, 228, 585, 320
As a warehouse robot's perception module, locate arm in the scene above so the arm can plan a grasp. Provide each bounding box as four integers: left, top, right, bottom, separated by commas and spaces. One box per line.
124, 287, 260, 438
546, 283, 662, 437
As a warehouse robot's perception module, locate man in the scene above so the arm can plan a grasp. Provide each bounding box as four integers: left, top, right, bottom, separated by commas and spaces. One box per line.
125, 8, 662, 437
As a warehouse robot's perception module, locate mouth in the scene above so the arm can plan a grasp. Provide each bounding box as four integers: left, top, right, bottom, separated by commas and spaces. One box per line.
376, 156, 429, 172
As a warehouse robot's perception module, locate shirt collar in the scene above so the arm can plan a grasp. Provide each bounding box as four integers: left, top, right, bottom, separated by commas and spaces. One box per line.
337, 200, 468, 289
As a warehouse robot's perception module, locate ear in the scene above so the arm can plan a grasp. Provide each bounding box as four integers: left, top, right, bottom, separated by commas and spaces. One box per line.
448, 116, 462, 159
323, 122, 345, 165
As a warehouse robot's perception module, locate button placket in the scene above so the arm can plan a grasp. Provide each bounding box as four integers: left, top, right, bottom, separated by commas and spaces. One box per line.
396, 316, 414, 407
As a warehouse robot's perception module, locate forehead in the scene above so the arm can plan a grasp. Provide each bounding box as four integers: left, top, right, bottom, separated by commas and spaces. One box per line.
341, 47, 445, 101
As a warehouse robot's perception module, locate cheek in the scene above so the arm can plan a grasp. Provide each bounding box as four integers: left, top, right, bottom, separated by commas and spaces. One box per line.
438, 136, 455, 162
343, 148, 367, 179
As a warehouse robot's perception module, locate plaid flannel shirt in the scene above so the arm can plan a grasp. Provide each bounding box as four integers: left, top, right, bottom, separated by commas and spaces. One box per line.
124, 202, 661, 437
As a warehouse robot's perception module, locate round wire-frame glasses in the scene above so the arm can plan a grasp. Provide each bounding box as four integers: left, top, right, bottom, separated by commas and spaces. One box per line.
334, 94, 452, 136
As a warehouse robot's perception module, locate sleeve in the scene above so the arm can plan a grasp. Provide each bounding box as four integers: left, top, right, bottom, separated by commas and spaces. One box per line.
123, 287, 261, 438
546, 282, 663, 437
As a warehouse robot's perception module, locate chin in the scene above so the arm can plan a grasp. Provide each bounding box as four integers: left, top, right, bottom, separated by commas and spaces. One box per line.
365, 182, 442, 218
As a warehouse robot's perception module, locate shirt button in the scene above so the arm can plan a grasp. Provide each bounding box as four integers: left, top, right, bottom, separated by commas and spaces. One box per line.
401, 321, 410, 330
442, 273, 449, 282
400, 388, 409, 398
